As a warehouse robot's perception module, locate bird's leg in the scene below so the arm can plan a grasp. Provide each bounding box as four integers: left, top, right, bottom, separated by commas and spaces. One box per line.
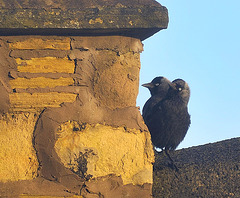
164, 149, 179, 172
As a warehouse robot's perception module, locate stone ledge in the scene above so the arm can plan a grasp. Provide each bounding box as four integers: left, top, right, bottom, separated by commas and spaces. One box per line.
0, 6, 168, 40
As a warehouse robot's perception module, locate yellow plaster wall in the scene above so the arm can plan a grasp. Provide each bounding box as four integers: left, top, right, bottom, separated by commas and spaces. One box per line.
0, 113, 39, 182
55, 122, 154, 185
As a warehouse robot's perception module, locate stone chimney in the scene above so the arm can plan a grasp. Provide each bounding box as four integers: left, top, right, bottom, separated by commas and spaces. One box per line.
0, 0, 168, 197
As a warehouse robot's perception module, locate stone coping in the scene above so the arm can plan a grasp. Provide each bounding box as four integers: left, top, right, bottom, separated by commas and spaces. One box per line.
0, 6, 168, 40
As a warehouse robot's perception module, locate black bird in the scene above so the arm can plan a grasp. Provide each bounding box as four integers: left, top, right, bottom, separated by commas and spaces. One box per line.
142, 76, 173, 123
142, 77, 191, 169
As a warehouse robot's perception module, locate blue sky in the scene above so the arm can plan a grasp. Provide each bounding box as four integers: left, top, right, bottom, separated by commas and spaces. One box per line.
137, 0, 240, 149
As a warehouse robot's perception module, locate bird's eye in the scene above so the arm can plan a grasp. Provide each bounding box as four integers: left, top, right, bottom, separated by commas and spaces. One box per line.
178, 87, 182, 91
155, 83, 160, 86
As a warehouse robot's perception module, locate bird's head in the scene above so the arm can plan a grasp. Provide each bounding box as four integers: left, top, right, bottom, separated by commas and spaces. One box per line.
172, 79, 190, 105
142, 76, 172, 96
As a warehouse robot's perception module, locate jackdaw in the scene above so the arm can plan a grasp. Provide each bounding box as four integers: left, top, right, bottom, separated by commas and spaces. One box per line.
142, 77, 191, 169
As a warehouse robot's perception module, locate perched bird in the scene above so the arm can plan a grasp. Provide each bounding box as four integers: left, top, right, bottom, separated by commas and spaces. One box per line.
142, 76, 173, 123
142, 77, 191, 169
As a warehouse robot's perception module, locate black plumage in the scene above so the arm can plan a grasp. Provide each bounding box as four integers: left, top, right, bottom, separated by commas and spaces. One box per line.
142, 77, 173, 123
142, 77, 191, 167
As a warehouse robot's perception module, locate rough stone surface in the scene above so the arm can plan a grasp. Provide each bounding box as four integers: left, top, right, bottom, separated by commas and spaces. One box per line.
30, 99, 153, 197
55, 122, 154, 185
33, 98, 149, 184
93, 51, 140, 109
0, 113, 39, 182
0, 176, 151, 198
0, 39, 16, 113
8, 37, 71, 50
0, 0, 162, 8
0, 178, 84, 197
10, 77, 74, 89
9, 92, 77, 111
15, 57, 75, 73
0, 36, 142, 112
153, 138, 240, 198
0, 35, 154, 197
0, 0, 168, 40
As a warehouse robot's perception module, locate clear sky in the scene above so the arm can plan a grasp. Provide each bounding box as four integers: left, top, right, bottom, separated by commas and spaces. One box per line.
137, 0, 240, 149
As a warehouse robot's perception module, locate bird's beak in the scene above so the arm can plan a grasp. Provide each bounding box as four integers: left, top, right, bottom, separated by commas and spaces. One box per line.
142, 82, 154, 89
